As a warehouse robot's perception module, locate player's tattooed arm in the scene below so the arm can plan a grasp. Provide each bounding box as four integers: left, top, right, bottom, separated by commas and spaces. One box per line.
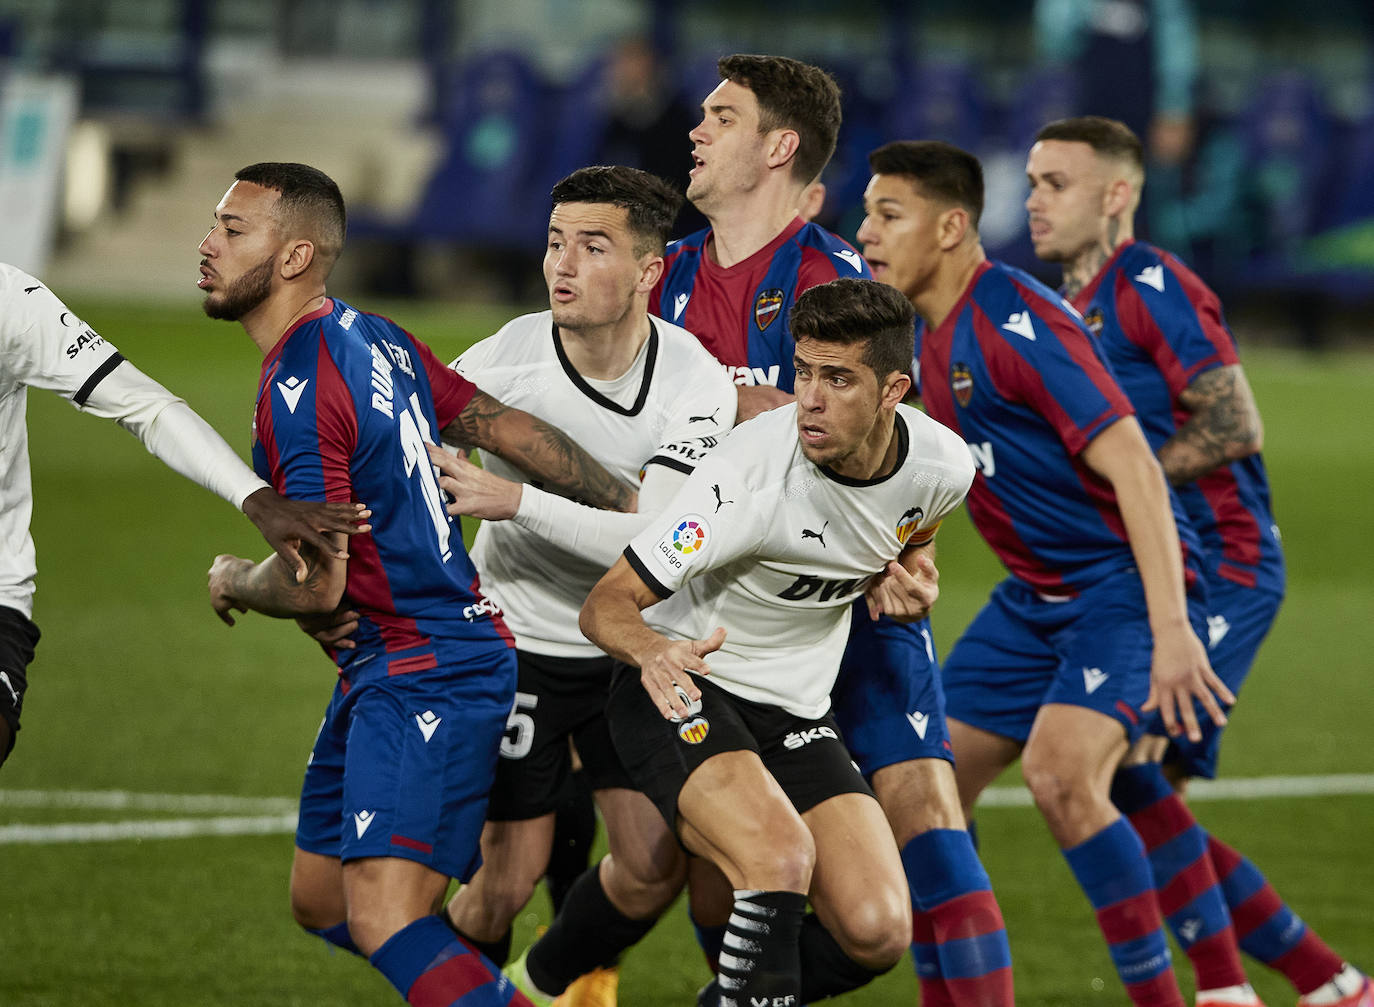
441, 389, 637, 512
1158, 364, 1263, 485
207, 533, 348, 626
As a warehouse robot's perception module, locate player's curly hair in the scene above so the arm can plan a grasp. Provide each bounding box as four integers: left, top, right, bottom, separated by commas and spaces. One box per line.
551, 166, 683, 257
868, 141, 984, 229
718, 54, 842, 185
789, 277, 915, 382
234, 162, 347, 276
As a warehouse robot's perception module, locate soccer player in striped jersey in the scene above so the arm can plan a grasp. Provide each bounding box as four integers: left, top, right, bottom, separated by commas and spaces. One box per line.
199, 162, 633, 1007
651, 53, 1014, 1007
0, 263, 366, 769
1026, 115, 1371, 1007
857, 139, 1233, 1007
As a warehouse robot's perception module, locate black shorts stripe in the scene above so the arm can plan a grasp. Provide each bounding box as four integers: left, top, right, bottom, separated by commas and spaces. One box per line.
74, 352, 126, 406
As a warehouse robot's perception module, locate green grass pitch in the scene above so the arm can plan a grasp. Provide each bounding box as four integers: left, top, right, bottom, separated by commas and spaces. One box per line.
1, 295, 1371, 1005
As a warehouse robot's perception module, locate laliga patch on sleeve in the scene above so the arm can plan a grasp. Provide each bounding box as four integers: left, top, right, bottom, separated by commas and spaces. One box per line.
653, 514, 710, 576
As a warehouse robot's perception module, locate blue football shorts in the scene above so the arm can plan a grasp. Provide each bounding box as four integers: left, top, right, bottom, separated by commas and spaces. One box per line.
295, 642, 517, 881
942, 567, 1208, 746
1159, 576, 1283, 778
831, 603, 952, 779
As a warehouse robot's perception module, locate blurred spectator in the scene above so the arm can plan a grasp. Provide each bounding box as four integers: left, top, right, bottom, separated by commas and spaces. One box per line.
591, 35, 706, 235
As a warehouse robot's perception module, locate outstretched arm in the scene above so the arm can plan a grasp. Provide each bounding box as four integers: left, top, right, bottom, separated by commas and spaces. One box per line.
440, 389, 636, 513
1157, 363, 1263, 485
580, 556, 725, 720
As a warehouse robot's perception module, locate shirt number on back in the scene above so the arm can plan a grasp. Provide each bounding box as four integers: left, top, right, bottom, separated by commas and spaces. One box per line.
398, 392, 452, 561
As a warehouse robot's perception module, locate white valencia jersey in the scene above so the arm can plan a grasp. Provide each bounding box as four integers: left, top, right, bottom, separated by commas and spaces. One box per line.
625, 402, 975, 718
455, 311, 737, 656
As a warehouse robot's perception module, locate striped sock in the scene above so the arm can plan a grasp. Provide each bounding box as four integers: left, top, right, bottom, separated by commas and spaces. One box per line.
911, 908, 957, 1007
1064, 817, 1185, 1007
369, 914, 528, 1006
903, 829, 1014, 1006
716, 890, 806, 1007
1208, 836, 1344, 995
1112, 765, 1248, 992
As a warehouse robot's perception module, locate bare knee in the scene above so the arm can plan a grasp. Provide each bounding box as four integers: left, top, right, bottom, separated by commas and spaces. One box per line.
826, 885, 910, 970
1021, 750, 1102, 840
464, 864, 542, 930
602, 844, 688, 920
733, 823, 814, 893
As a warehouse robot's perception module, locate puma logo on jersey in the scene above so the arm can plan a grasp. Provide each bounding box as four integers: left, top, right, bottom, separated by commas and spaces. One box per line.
23, 285, 41, 294
673, 293, 690, 320
277, 376, 310, 414
1207, 614, 1231, 649
1134, 265, 1165, 292
711, 484, 734, 513
690, 407, 721, 426
907, 711, 930, 739
801, 521, 828, 547
415, 710, 442, 742
1083, 667, 1108, 694
353, 810, 375, 838
1002, 312, 1036, 341
833, 249, 864, 273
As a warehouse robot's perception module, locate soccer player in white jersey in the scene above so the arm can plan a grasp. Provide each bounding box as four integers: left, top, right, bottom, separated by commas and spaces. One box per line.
420, 166, 737, 1002
577, 276, 974, 1007
0, 264, 366, 767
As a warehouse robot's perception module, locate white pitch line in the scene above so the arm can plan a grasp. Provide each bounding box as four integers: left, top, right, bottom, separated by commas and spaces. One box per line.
1, 775, 1372, 845
0, 813, 298, 844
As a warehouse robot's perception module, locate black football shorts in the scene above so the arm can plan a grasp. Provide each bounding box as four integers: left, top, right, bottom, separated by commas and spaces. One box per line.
0, 605, 41, 760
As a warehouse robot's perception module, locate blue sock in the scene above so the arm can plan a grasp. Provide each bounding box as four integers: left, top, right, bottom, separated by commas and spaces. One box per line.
690, 908, 727, 973
307, 920, 361, 956
1064, 817, 1182, 1005
902, 829, 1013, 1005
369, 914, 519, 1005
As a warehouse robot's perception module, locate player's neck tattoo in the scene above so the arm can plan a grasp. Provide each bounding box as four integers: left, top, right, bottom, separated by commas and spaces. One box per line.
1063, 226, 1118, 300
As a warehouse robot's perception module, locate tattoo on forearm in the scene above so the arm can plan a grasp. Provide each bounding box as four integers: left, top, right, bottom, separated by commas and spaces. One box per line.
445, 391, 634, 512
1160, 365, 1262, 485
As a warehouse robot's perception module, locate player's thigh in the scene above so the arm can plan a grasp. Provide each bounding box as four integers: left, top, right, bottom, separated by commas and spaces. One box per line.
803, 791, 909, 966
595, 785, 685, 888
289, 847, 347, 928
871, 756, 967, 843
0, 605, 41, 763
947, 718, 1023, 815
834, 611, 954, 779
488, 651, 610, 822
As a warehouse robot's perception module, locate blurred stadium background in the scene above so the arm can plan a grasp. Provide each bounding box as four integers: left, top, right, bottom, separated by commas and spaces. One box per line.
1, 1, 1372, 1005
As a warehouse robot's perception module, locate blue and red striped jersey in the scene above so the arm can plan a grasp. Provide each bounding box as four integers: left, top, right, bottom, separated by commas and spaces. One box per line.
1071, 241, 1282, 594
251, 298, 512, 679
650, 216, 871, 391
919, 259, 1200, 595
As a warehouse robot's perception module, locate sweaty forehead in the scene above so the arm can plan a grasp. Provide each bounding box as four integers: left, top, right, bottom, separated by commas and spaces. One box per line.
548, 201, 631, 239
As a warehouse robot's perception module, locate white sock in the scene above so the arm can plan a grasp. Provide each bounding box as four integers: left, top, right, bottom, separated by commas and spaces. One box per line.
1299, 964, 1367, 1006
1197, 982, 1260, 1005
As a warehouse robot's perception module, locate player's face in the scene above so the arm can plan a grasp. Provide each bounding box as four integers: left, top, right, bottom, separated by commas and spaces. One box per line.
198, 181, 282, 321
793, 337, 894, 474
857, 174, 945, 302
543, 202, 650, 333
1025, 139, 1109, 263
687, 79, 770, 213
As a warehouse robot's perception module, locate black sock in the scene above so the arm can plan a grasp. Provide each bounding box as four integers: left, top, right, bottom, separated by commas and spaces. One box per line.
716, 890, 806, 1007
526, 862, 658, 995
442, 914, 512, 968
546, 769, 597, 916
797, 912, 889, 1001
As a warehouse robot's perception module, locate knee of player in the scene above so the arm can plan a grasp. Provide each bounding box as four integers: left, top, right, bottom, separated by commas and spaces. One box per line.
738, 827, 816, 892
290, 889, 344, 932
1020, 755, 1098, 825
606, 845, 688, 903
828, 891, 910, 971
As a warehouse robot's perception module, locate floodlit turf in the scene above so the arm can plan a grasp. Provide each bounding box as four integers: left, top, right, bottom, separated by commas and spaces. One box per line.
2, 296, 1371, 1005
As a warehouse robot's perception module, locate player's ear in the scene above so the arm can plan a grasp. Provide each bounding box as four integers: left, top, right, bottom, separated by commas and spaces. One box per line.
881, 370, 912, 408
1102, 176, 1133, 219
765, 128, 800, 172
937, 206, 969, 251
280, 239, 315, 280
637, 254, 665, 293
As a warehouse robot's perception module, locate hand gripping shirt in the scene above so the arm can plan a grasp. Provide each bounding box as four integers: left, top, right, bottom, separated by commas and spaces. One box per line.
650, 217, 872, 391
251, 298, 511, 679
624, 403, 974, 719
1071, 240, 1282, 594
454, 311, 737, 657
918, 258, 1201, 595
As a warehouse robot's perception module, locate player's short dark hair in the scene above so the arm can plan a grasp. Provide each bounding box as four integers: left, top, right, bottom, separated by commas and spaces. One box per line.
550, 165, 683, 257
234, 162, 347, 274
789, 278, 915, 382
1034, 116, 1145, 173
718, 54, 842, 185
868, 140, 984, 229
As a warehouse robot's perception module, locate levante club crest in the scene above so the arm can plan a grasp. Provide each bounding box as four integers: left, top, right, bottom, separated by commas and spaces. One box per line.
1083, 307, 1105, 335
754, 288, 784, 331
952, 362, 974, 407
